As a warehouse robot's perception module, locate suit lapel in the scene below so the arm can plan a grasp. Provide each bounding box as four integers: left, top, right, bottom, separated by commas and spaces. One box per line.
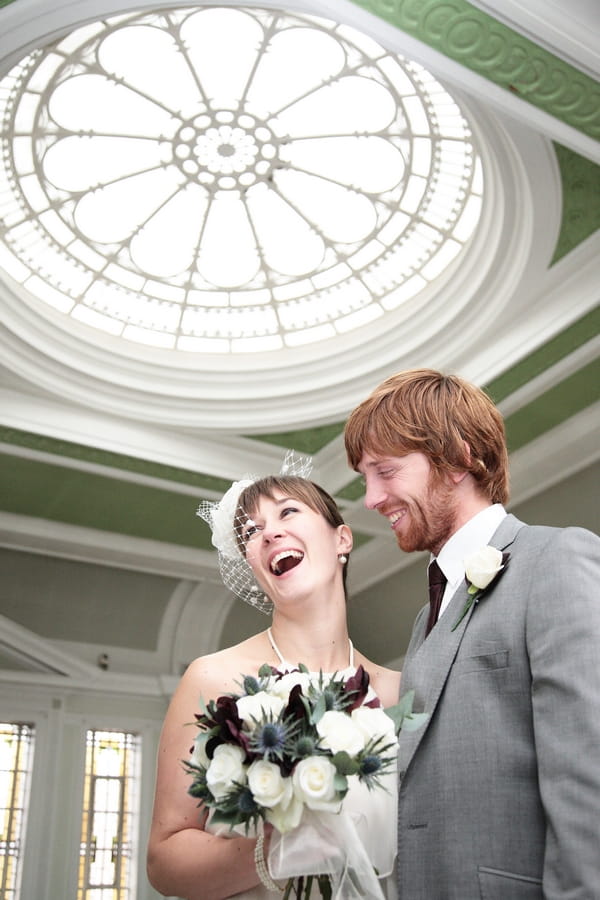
398, 581, 471, 769
398, 514, 525, 772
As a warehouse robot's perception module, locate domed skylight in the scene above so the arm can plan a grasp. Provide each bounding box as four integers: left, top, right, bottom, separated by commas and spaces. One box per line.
0, 5, 482, 353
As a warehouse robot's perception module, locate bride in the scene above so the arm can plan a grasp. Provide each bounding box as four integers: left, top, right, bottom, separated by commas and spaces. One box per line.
147, 461, 401, 899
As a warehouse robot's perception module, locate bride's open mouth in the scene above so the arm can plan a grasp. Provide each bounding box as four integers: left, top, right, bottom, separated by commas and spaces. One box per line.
270, 550, 304, 576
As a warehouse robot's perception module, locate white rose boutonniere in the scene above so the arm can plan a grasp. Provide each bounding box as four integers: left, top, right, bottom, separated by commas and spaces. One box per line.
452, 546, 510, 631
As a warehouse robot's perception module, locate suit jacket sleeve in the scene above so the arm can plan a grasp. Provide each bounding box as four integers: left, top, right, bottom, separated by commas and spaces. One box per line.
526, 525, 600, 896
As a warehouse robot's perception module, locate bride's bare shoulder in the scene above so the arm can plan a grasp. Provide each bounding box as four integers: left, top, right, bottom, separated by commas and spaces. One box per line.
182, 631, 271, 699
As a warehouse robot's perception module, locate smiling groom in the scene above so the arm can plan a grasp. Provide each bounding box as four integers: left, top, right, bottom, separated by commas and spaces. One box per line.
344, 368, 600, 900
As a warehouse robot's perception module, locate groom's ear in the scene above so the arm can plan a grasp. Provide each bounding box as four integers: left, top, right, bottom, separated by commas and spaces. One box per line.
447, 440, 471, 484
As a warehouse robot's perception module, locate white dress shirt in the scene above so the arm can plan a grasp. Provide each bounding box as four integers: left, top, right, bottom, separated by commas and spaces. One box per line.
431, 504, 507, 619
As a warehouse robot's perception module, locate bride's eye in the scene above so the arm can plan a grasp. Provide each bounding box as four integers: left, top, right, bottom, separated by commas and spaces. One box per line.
281, 506, 299, 518
242, 520, 260, 541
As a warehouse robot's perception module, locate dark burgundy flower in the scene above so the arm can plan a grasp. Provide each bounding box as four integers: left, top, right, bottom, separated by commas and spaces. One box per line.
344, 665, 373, 712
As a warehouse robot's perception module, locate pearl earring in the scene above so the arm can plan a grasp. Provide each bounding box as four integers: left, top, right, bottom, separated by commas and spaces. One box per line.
338, 554, 348, 564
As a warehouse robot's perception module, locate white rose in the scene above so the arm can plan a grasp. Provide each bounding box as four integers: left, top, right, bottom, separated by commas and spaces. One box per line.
316, 709, 366, 756
206, 744, 247, 800
464, 545, 504, 590
269, 671, 312, 699
265, 782, 304, 833
247, 759, 290, 809
351, 706, 397, 750
190, 731, 210, 769
292, 756, 340, 812
237, 691, 286, 724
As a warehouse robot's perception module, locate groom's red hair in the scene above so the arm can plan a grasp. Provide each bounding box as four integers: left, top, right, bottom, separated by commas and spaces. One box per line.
344, 368, 509, 505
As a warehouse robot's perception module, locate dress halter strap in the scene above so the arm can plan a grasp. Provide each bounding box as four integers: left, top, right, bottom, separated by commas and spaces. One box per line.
267, 627, 354, 670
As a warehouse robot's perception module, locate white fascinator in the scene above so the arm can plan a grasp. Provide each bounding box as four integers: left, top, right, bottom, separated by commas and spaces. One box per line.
196, 450, 313, 613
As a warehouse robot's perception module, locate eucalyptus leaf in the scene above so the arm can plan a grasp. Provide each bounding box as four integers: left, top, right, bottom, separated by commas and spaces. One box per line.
402, 712, 429, 732
384, 689, 417, 732
243, 675, 261, 695
333, 773, 349, 794
310, 693, 327, 724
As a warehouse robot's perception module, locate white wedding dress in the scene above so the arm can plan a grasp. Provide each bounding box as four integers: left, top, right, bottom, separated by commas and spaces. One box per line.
209, 633, 398, 899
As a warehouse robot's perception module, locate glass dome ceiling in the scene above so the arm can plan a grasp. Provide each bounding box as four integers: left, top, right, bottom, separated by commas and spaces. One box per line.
0, 5, 482, 354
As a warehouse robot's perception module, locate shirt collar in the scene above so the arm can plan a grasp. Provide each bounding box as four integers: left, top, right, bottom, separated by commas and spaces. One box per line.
434, 504, 507, 590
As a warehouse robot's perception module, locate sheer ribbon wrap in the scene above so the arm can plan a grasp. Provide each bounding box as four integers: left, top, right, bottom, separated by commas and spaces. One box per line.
269, 808, 388, 899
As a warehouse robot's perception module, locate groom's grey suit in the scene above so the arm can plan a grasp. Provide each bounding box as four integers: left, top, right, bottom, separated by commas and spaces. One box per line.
396, 514, 600, 899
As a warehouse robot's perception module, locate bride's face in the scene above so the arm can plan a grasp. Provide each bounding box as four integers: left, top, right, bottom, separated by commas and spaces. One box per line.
240, 490, 351, 602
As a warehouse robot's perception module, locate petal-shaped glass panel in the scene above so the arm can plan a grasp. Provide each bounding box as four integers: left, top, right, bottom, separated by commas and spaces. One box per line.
74, 167, 184, 242
282, 136, 405, 194
246, 26, 345, 117
247, 185, 325, 275
48, 74, 177, 137
182, 8, 264, 110
43, 136, 169, 192
276, 76, 397, 136
130, 183, 208, 277
98, 24, 203, 118
197, 194, 260, 287
274, 170, 377, 243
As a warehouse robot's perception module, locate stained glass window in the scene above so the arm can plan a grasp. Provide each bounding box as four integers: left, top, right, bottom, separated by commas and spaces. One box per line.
0, 722, 35, 900
78, 729, 140, 900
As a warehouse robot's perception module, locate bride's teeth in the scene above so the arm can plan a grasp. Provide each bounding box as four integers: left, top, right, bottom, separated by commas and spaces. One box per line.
270, 550, 303, 575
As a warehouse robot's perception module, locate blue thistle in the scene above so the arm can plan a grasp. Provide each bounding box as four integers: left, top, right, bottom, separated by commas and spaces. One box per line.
256, 721, 286, 753
248, 715, 300, 763
360, 754, 382, 776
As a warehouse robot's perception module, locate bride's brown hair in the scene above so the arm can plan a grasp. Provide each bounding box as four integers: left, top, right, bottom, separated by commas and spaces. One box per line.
344, 368, 509, 504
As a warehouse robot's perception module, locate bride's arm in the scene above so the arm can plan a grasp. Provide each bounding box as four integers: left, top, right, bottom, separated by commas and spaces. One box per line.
146, 655, 262, 900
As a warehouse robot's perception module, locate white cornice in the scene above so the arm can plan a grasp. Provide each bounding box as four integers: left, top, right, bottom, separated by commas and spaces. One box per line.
0, 614, 97, 678
0, 513, 220, 580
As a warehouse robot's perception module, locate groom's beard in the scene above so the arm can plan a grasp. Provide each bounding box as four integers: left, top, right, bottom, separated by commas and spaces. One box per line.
394, 472, 458, 557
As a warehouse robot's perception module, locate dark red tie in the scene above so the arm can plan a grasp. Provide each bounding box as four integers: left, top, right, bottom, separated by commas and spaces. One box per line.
426, 560, 447, 635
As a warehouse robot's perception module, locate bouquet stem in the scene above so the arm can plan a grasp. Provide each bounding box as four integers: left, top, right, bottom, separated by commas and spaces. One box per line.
281, 874, 332, 899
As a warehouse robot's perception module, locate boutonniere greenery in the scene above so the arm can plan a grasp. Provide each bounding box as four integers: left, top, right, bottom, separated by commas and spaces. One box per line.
451, 546, 510, 631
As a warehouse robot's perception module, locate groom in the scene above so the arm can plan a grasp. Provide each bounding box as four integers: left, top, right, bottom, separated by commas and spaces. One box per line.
344, 368, 600, 899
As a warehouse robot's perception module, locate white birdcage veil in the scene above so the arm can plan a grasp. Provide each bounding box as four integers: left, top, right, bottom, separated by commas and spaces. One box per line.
196, 451, 313, 613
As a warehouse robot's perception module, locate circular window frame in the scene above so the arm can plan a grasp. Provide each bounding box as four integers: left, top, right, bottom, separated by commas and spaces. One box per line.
0, 0, 561, 429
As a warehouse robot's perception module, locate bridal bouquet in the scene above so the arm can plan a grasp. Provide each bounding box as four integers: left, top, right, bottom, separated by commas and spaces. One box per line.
184, 662, 426, 898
